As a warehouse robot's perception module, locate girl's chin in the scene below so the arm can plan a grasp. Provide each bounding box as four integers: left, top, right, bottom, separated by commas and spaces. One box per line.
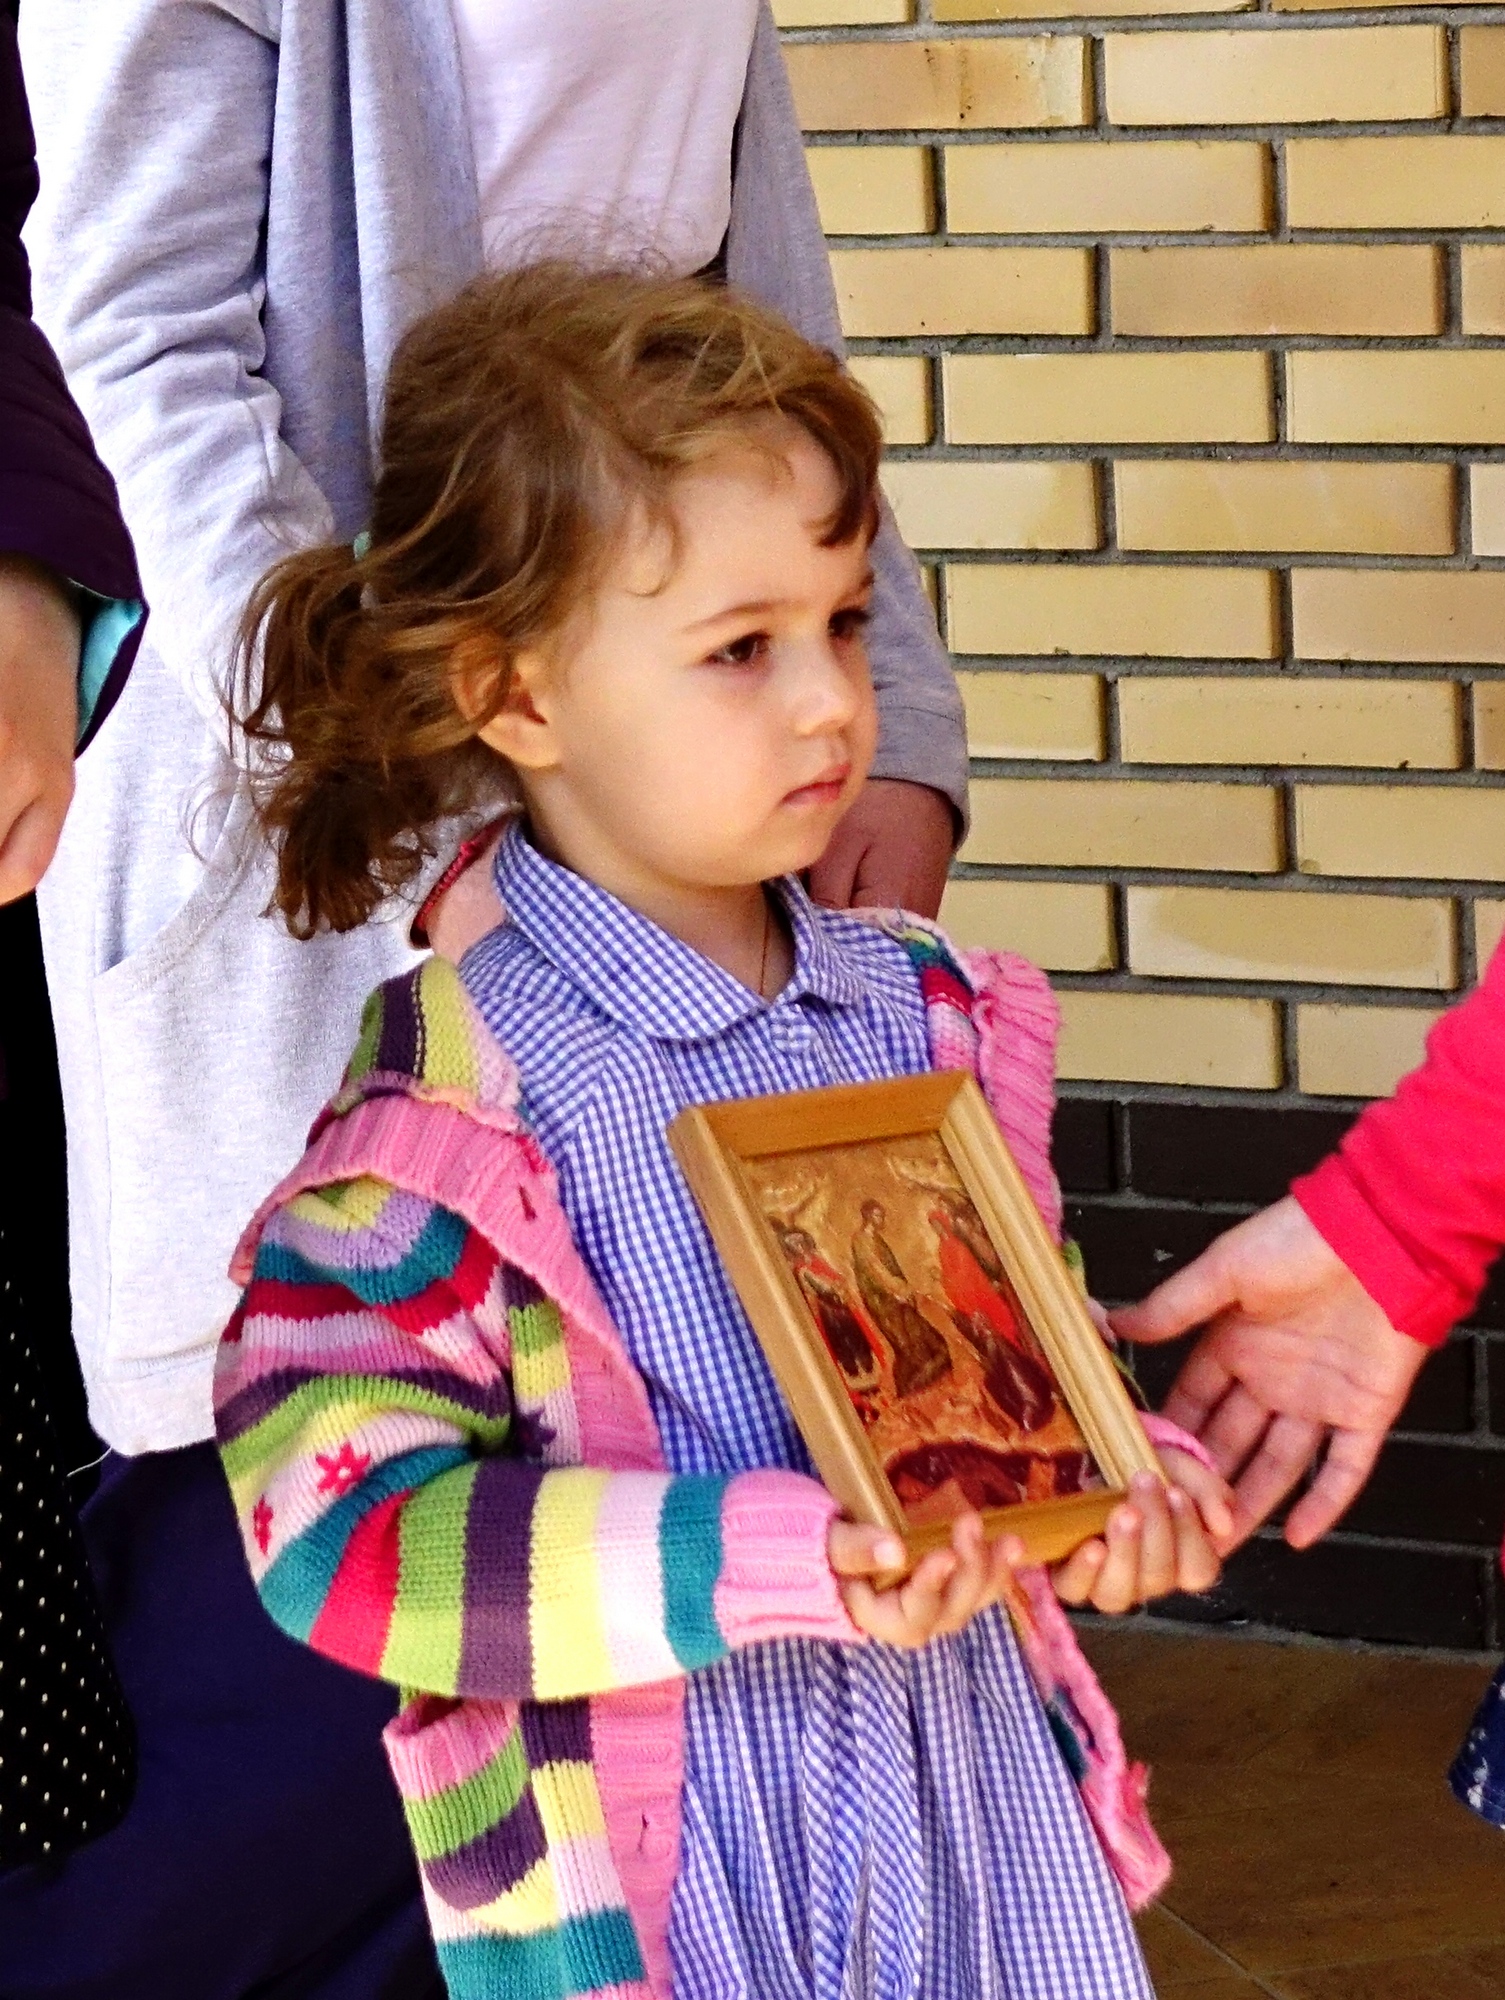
768, 816, 846, 871
691, 797, 854, 885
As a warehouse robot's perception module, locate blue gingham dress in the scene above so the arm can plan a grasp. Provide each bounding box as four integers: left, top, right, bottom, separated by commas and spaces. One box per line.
462, 825, 1150, 2000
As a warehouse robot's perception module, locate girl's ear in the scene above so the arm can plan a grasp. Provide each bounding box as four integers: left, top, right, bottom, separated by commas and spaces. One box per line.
474, 648, 559, 772
452, 638, 559, 771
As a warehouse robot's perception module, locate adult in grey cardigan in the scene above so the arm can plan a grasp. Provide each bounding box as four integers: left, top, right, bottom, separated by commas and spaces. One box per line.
21, 0, 967, 1464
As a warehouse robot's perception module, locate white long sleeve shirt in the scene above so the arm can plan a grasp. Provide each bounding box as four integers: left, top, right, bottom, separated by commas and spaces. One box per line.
452, 0, 760, 274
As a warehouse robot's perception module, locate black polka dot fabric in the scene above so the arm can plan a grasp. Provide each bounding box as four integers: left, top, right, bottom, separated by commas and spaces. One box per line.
0, 1209, 136, 1869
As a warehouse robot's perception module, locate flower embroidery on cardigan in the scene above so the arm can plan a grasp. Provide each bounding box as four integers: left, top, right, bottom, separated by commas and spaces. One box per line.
315, 1444, 373, 1495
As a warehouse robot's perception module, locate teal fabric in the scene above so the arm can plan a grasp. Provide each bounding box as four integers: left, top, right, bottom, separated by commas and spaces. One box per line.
74, 590, 144, 742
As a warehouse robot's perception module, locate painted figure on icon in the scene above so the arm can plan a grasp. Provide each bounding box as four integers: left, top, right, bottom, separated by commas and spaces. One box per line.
926, 1193, 1059, 1435
850, 1199, 953, 1399
777, 1226, 882, 1395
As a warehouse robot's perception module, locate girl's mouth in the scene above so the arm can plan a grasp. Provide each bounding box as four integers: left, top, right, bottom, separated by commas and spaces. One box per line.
782, 766, 850, 809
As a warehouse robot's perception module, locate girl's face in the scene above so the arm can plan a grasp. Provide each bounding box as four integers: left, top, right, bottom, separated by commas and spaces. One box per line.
481, 419, 878, 910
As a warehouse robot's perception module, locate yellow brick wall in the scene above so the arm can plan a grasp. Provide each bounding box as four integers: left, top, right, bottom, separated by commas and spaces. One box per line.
778, 0, 1505, 1102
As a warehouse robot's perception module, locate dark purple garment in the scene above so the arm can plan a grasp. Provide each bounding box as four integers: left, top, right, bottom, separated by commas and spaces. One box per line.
0, 8, 142, 749
0, 5, 140, 1877
0, 1444, 443, 2000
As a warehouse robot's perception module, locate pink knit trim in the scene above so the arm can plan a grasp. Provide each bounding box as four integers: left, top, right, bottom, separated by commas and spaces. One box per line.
591, 1680, 685, 1999
1140, 1413, 1216, 1476
960, 949, 1064, 1242
237, 1089, 685, 1982
1015, 1569, 1172, 1910
714, 1470, 864, 1650
230, 1096, 664, 1475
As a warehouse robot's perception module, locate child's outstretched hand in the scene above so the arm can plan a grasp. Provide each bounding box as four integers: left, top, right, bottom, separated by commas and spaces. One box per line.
829, 1512, 1025, 1649
1050, 1449, 1234, 1615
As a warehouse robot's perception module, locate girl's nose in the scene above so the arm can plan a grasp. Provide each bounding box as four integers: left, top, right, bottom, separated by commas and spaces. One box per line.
792, 634, 865, 734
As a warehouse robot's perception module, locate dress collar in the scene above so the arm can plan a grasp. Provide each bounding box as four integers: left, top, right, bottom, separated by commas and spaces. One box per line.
494, 821, 867, 1041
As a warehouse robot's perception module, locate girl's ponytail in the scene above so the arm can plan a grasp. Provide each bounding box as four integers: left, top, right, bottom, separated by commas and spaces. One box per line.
237, 541, 494, 939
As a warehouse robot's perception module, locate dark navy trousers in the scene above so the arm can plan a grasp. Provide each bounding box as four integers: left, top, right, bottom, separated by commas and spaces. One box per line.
0, 1443, 443, 2000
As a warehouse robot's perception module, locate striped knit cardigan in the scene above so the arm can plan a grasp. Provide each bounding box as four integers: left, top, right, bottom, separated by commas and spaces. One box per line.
214, 915, 1173, 2000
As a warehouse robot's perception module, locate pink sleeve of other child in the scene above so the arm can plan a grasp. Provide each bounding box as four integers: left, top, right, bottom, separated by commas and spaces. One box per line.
1293, 940, 1505, 1347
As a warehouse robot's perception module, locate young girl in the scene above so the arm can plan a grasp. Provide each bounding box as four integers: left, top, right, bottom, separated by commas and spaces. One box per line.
16, 14, 959, 1979
214, 264, 1231, 2000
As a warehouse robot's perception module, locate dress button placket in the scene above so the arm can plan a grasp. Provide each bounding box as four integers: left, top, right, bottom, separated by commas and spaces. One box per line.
769, 1005, 831, 1086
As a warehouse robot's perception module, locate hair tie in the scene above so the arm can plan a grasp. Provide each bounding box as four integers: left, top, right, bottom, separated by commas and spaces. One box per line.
352, 530, 372, 561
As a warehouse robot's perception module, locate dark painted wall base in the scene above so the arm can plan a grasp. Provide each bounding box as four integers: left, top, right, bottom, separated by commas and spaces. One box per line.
1058, 1094, 1505, 1656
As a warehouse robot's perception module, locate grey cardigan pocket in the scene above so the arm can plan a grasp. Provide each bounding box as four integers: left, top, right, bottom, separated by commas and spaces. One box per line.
89, 785, 423, 1449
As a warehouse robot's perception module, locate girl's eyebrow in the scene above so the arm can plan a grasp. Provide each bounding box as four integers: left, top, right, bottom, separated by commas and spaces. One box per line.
684, 569, 876, 633
685, 598, 786, 630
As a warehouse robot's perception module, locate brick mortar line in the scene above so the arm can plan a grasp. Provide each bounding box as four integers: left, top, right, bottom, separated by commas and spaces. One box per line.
957, 873, 1498, 905
952, 859, 1505, 890
1071, 1188, 1499, 1234
905, 544, 1505, 567
1049, 967, 1455, 999
854, 334, 1505, 350
882, 439, 1505, 460
1278, 984, 1301, 1085
1095, 453, 1118, 551
1117, 1607, 1500, 1662
780, 14, 1505, 39
952, 668, 1505, 692
1108, 874, 1131, 976
963, 754, 1505, 781
1071, 1188, 1297, 1217
1476, 1329, 1498, 1433
1060, 1074, 1373, 1104
1449, 19, 1467, 120
1090, 34, 1109, 129
955, 657, 1505, 678
827, 229, 1505, 246
1252, 1523, 1505, 1554
956, 867, 1503, 895
1272, 131, 1292, 242
1065, 1059, 1441, 1106
853, 328, 1505, 346
804, 117, 1505, 141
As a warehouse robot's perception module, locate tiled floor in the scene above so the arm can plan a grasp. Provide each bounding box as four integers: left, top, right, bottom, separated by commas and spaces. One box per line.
1080, 1625, 1505, 1998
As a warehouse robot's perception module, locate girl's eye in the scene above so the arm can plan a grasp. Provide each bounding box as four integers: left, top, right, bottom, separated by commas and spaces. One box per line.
831, 607, 873, 644
708, 631, 770, 668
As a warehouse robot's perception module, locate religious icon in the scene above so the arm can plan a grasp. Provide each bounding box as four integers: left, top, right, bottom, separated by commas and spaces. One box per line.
669, 1071, 1161, 1574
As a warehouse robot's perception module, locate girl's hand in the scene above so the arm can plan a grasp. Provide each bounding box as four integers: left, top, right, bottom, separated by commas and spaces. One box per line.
1050, 1450, 1234, 1615
0, 554, 79, 904
828, 1513, 1024, 1649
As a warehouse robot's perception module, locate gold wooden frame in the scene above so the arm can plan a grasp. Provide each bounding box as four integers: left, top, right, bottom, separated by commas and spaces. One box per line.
670, 1070, 1160, 1574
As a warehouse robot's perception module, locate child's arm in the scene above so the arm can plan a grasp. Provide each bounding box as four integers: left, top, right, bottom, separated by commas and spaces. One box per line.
215, 1177, 860, 1705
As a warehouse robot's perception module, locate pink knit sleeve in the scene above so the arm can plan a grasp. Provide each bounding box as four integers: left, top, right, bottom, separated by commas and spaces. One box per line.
713, 1470, 863, 1648
1140, 1412, 1216, 1473
958, 949, 1064, 1242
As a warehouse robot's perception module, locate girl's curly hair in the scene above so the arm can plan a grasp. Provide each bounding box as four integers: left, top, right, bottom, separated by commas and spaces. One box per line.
237, 261, 884, 937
